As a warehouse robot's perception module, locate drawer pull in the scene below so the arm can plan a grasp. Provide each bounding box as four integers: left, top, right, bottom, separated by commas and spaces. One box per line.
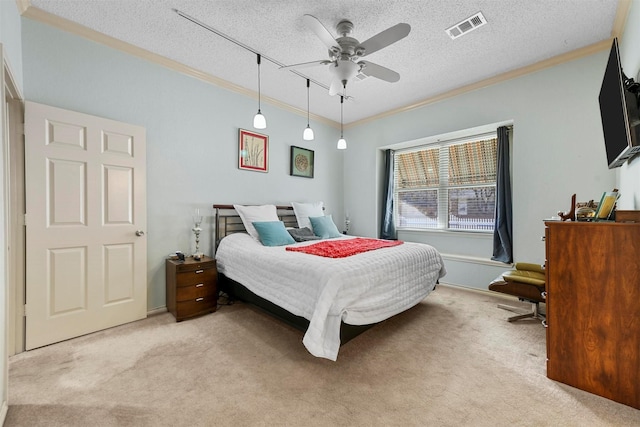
541, 291, 547, 300
195, 283, 204, 288
195, 269, 204, 274
196, 297, 204, 302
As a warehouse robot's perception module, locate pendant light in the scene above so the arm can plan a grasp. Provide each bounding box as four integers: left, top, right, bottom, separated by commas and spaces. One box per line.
303, 79, 314, 140
337, 95, 347, 149
253, 54, 267, 129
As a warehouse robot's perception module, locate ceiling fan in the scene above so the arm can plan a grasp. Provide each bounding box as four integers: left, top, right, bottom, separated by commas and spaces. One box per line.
282, 15, 411, 95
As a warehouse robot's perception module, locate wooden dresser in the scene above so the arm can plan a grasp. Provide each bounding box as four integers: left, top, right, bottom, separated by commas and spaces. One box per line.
166, 256, 217, 321
544, 221, 640, 409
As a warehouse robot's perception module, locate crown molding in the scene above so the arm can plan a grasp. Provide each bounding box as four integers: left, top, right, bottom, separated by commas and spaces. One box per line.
347, 39, 613, 129
612, 0, 631, 39
19, 4, 339, 128
15, 0, 30, 14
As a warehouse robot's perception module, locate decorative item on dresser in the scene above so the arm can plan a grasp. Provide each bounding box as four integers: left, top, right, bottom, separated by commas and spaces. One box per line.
544, 220, 640, 409
166, 255, 217, 321
557, 193, 576, 221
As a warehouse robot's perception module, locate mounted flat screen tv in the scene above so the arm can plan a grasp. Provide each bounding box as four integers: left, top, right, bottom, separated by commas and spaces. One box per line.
598, 38, 640, 169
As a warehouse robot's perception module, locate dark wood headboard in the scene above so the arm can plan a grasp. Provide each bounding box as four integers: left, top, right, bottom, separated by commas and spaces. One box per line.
213, 204, 299, 253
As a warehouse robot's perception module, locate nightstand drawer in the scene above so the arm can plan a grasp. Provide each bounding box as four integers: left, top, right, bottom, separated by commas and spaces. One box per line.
176, 282, 217, 302
174, 259, 216, 273
176, 295, 217, 318
176, 268, 217, 287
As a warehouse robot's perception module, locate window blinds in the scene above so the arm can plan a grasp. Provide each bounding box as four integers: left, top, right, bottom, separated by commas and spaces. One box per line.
394, 134, 497, 231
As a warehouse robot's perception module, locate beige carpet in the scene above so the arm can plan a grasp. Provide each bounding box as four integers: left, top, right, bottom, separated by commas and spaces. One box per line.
6, 285, 640, 427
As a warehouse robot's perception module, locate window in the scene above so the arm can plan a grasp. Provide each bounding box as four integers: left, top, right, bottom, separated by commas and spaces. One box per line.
394, 135, 497, 232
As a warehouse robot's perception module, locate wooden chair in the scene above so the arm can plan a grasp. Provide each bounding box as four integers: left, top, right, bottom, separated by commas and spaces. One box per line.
489, 263, 546, 322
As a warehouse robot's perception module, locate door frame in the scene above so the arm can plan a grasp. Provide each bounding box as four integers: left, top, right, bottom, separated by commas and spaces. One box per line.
2, 47, 26, 357
1, 43, 26, 425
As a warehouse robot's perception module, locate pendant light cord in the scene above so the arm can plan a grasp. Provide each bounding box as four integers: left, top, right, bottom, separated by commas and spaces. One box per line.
307, 79, 311, 125
340, 95, 344, 137
257, 54, 262, 112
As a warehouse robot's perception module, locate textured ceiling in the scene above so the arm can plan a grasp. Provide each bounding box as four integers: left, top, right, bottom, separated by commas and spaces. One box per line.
26, 0, 620, 125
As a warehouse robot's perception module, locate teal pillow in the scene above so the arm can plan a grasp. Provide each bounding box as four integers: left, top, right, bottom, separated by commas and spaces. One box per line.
252, 221, 296, 246
309, 215, 343, 239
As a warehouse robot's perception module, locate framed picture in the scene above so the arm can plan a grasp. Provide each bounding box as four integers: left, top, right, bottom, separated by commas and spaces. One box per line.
239, 129, 268, 172
290, 146, 314, 178
594, 190, 620, 220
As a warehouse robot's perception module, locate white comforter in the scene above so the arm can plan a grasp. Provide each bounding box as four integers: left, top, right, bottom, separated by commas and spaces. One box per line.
215, 233, 446, 360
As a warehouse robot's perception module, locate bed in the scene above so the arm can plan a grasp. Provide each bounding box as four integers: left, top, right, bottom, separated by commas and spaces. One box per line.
213, 204, 446, 361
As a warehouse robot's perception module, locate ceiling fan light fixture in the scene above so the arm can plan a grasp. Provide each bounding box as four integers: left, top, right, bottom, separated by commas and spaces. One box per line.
253, 53, 267, 129
303, 79, 314, 140
329, 59, 359, 92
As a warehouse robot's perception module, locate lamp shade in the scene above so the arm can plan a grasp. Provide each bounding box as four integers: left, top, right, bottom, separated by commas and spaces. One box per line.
253, 111, 266, 129
337, 138, 347, 150
303, 125, 314, 140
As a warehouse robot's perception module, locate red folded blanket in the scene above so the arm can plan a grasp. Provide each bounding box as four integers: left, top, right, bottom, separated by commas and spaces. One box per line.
286, 237, 403, 258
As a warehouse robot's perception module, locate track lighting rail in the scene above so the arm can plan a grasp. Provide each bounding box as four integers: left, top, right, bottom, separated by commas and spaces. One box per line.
173, 8, 346, 97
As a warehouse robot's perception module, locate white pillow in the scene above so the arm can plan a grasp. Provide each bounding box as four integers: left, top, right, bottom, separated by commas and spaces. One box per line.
233, 204, 279, 241
291, 201, 324, 229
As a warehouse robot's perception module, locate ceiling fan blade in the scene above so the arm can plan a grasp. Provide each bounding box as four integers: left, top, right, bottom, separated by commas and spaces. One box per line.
358, 60, 400, 82
359, 23, 411, 57
280, 59, 332, 70
303, 14, 340, 52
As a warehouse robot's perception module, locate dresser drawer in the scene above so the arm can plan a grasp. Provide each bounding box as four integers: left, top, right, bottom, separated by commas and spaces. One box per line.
176, 295, 217, 318
176, 268, 217, 287
176, 281, 217, 302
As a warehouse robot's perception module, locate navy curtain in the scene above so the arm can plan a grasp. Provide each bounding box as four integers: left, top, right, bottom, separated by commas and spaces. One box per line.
492, 126, 513, 263
380, 149, 397, 240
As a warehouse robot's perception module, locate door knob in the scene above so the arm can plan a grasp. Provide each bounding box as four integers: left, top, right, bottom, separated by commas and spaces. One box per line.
135, 230, 145, 236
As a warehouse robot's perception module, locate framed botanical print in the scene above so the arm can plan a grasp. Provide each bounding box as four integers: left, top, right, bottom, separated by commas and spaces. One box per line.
290, 146, 314, 178
239, 129, 268, 172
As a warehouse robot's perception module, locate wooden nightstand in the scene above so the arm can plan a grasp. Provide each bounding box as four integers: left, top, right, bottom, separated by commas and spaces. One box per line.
166, 255, 217, 321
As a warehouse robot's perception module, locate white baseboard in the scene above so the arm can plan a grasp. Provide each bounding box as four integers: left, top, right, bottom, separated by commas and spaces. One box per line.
1, 399, 8, 425
147, 306, 167, 316
438, 281, 532, 303
439, 253, 512, 267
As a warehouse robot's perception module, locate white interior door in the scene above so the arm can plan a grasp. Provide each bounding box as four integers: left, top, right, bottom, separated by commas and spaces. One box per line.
24, 101, 146, 350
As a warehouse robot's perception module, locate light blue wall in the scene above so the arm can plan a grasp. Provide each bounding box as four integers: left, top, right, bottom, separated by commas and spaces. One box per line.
1, 0, 23, 89
345, 51, 617, 289
618, 0, 640, 208
21, 19, 344, 310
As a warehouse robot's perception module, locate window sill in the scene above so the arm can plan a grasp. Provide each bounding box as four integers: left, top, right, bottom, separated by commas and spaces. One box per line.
397, 228, 493, 239
439, 252, 511, 267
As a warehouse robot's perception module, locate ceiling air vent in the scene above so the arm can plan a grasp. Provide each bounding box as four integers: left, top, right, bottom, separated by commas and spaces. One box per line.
446, 12, 487, 40
354, 73, 369, 81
